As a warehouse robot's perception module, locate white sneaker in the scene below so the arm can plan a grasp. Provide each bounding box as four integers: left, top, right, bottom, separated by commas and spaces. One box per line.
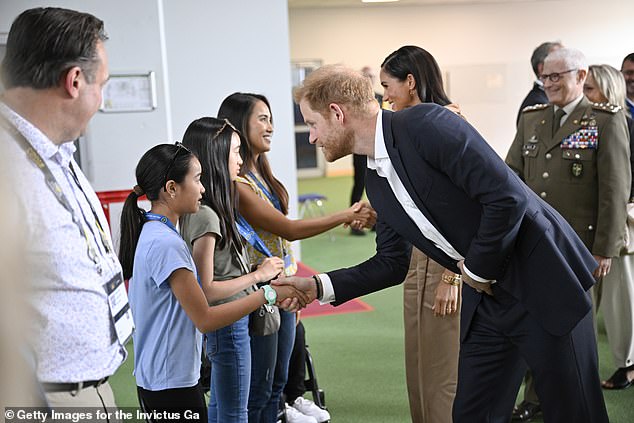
285, 404, 318, 423
292, 397, 331, 423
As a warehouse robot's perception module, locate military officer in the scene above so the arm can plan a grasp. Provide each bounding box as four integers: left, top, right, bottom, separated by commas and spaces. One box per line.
506, 47, 631, 422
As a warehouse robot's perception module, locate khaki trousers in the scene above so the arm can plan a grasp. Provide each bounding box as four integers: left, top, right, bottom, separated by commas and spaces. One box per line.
404, 248, 461, 423
602, 254, 634, 368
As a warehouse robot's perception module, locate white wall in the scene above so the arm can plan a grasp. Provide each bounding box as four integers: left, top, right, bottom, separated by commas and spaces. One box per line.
163, 0, 297, 218
289, 0, 634, 170
0, 0, 296, 199
0, 0, 172, 192
0, 0, 299, 224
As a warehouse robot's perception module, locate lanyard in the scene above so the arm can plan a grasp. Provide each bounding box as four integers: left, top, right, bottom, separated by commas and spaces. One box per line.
67, 162, 113, 256
235, 214, 272, 257
0, 114, 112, 269
247, 171, 282, 212
144, 212, 179, 234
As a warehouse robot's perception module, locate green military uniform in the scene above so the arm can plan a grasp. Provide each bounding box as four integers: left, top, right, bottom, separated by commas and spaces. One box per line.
506, 96, 631, 257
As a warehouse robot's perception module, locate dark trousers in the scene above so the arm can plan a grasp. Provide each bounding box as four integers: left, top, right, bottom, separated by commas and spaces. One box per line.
350, 154, 367, 205
453, 285, 608, 423
137, 383, 207, 423
284, 320, 307, 404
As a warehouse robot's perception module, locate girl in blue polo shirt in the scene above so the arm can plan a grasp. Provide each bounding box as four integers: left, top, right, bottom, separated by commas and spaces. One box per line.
119, 143, 305, 423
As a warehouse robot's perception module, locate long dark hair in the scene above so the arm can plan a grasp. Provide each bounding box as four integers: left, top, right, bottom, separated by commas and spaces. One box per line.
381, 45, 451, 106
119, 143, 195, 279
181, 117, 241, 250
218, 92, 289, 215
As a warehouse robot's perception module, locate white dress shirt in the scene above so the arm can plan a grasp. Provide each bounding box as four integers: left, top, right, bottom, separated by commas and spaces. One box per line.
1, 103, 126, 383
319, 111, 490, 303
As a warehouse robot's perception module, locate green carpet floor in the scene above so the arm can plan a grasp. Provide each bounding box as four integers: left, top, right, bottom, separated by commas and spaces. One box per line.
110, 175, 634, 422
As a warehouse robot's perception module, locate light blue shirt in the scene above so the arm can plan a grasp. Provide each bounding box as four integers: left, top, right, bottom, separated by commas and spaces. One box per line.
129, 221, 202, 390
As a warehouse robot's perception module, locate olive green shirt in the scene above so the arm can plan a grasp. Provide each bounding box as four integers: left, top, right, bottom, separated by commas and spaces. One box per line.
180, 205, 255, 306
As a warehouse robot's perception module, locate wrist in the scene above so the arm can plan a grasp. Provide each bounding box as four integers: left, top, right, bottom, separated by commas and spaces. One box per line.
312, 275, 323, 300
253, 268, 263, 284
261, 284, 277, 305
441, 273, 461, 286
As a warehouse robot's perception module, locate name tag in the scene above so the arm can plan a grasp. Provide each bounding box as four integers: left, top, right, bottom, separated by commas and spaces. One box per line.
284, 253, 292, 271
105, 273, 134, 345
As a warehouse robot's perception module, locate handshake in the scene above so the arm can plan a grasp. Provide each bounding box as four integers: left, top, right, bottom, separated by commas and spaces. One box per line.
268, 276, 323, 312
345, 201, 376, 231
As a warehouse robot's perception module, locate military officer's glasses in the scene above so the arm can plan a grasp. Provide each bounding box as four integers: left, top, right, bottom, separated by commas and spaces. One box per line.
539, 69, 578, 83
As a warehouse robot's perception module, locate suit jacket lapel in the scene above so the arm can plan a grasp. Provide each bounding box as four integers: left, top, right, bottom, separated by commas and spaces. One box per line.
381, 110, 442, 233
366, 168, 457, 271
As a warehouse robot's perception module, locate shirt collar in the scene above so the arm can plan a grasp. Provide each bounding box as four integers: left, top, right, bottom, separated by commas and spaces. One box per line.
367, 110, 387, 170
0, 102, 76, 166
554, 94, 584, 116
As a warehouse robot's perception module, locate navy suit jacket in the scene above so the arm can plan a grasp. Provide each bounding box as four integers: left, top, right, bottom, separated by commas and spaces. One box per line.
516, 82, 548, 125
327, 104, 597, 338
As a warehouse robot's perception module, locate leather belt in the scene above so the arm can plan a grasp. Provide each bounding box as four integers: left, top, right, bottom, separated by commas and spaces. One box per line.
41, 377, 109, 393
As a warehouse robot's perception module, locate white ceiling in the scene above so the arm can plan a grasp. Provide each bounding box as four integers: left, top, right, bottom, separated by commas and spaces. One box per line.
288, 0, 541, 8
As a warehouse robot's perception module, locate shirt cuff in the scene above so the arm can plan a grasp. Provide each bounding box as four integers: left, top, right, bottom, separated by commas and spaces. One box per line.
463, 264, 495, 284
318, 273, 335, 304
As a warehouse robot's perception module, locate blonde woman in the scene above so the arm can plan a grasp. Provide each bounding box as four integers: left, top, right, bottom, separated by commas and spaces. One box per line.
584, 64, 634, 390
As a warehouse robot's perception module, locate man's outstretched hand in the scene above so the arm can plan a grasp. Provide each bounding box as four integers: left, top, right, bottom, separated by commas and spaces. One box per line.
273, 276, 318, 312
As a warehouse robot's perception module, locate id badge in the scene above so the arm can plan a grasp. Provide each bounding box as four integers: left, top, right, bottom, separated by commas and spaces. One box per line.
104, 273, 135, 345
284, 253, 292, 273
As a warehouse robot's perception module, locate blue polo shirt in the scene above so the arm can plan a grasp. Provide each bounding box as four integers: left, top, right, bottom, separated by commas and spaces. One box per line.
129, 221, 202, 391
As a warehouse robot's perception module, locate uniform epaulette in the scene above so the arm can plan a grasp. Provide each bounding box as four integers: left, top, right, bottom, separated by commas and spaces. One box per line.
591, 102, 622, 113
521, 103, 549, 113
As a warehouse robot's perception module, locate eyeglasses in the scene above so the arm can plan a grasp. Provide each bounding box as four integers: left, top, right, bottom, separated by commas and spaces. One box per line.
539, 69, 578, 83
213, 118, 238, 140
163, 141, 191, 191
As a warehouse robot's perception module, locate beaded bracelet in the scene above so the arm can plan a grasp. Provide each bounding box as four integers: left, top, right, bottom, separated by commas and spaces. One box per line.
312, 275, 323, 299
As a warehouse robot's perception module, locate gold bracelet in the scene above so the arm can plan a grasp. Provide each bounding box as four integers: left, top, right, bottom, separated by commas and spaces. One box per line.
441, 273, 461, 286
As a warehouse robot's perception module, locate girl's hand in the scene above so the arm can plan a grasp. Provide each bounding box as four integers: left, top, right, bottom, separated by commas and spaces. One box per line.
273, 284, 311, 309
345, 201, 377, 229
256, 257, 284, 282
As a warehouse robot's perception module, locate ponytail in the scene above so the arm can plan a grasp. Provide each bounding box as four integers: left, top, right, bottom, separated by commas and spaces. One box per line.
118, 190, 146, 279
119, 144, 193, 279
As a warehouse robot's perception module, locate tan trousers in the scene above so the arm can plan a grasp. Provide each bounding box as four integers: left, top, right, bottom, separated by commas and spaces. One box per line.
601, 254, 634, 368
404, 248, 461, 423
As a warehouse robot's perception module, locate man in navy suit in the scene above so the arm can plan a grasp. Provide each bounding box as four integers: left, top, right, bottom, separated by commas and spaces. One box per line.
281, 64, 608, 423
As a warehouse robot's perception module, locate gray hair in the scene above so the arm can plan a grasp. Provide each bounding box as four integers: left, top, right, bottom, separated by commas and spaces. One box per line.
588, 64, 626, 108
531, 41, 563, 76
544, 47, 588, 71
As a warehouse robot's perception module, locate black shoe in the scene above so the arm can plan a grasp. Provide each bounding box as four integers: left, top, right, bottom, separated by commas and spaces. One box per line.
350, 228, 366, 236
601, 365, 634, 390
511, 401, 541, 422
